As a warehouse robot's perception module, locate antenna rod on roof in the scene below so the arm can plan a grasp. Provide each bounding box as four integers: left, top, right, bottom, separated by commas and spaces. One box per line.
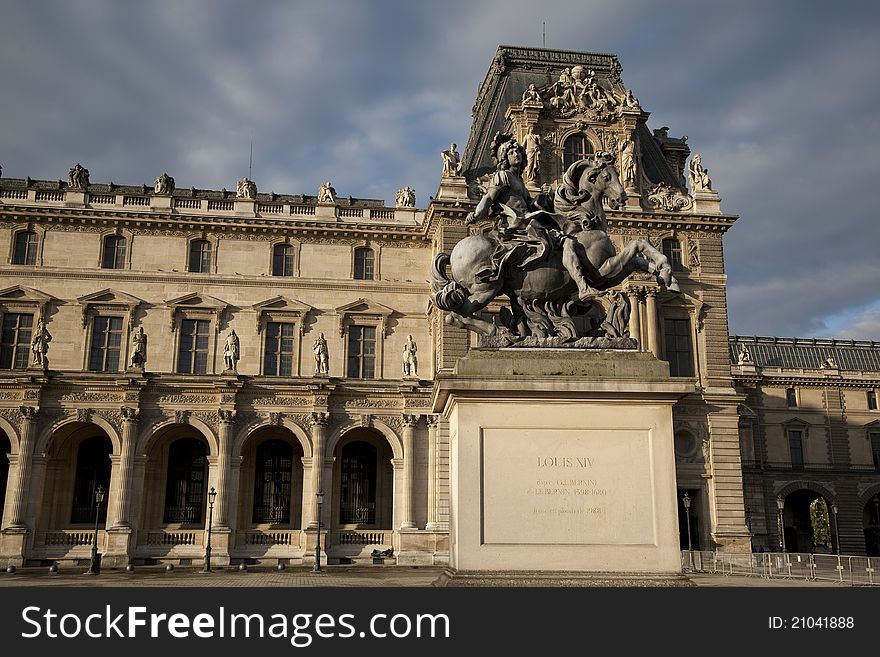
543, 22, 546, 48
249, 137, 253, 180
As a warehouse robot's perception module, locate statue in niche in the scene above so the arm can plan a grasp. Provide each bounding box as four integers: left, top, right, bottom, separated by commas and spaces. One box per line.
522, 126, 541, 184
30, 318, 52, 368
317, 182, 336, 204
236, 177, 257, 199
441, 143, 462, 177
402, 335, 418, 377
521, 83, 541, 105
736, 343, 752, 365
431, 131, 679, 346
68, 163, 90, 189
313, 332, 329, 375
687, 154, 712, 192
154, 172, 175, 195
129, 326, 147, 368
396, 186, 416, 208
619, 138, 637, 189
223, 329, 240, 371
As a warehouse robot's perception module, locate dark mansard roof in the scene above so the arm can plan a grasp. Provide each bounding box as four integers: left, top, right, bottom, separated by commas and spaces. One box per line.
730, 336, 880, 372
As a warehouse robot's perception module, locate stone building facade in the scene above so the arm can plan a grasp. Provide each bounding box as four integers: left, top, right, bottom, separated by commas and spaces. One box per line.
0, 45, 876, 568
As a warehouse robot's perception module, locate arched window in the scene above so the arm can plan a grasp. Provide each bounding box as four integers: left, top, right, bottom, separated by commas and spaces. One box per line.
563, 134, 593, 171
188, 239, 212, 273
70, 436, 112, 524
662, 238, 683, 272
253, 440, 294, 524
163, 438, 207, 523
339, 441, 377, 524
353, 247, 374, 280
12, 230, 38, 265
101, 235, 127, 269
272, 243, 294, 277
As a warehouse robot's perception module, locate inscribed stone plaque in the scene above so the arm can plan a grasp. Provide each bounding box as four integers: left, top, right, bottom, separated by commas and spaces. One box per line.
481, 427, 656, 545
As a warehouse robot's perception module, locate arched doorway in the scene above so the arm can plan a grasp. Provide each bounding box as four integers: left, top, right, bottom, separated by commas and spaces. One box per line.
236, 427, 305, 555
0, 432, 10, 524
780, 489, 836, 553
162, 438, 208, 524
332, 430, 393, 530
70, 436, 112, 524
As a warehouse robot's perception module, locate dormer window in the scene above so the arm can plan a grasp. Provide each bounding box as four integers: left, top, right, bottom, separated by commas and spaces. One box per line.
563, 134, 593, 171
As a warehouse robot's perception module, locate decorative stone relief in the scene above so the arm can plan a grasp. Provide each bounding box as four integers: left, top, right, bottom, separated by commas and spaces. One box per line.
120, 406, 140, 422
309, 412, 329, 427
404, 397, 429, 408
0, 391, 20, 400
191, 410, 220, 432
251, 396, 310, 407
24, 390, 40, 401
688, 239, 701, 270
647, 183, 693, 212
375, 414, 403, 431
402, 414, 419, 427
268, 412, 283, 426
76, 408, 93, 423
174, 410, 190, 424
0, 408, 23, 429
95, 410, 123, 436
359, 414, 374, 428
60, 392, 123, 403
342, 398, 397, 409
157, 395, 216, 405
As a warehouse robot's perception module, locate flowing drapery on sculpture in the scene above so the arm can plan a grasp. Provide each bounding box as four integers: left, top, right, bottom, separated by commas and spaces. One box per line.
318, 182, 336, 204
68, 163, 89, 189
402, 335, 418, 377
154, 172, 175, 195
687, 154, 712, 192
396, 186, 416, 208
236, 177, 257, 199
313, 332, 329, 374
31, 318, 52, 368
129, 326, 147, 368
431, 132, 679, 347
224, 329, 240, 371
522, 126, 541, 184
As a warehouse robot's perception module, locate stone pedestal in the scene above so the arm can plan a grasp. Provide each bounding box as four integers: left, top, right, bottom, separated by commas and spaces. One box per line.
104, 526, 134, 568
691, 189, 721, 214
431, 349, 693, 585
1, 527, 29, 567
436, 176, 469, 201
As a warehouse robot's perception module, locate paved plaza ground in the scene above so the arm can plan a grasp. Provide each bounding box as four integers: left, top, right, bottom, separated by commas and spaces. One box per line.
0, 565, 852, 587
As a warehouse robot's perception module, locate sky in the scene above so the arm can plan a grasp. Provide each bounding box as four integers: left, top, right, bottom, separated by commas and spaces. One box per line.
1, 0, 878, 340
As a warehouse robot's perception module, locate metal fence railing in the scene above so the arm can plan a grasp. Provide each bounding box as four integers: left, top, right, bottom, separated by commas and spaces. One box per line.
681, 550, 879, 586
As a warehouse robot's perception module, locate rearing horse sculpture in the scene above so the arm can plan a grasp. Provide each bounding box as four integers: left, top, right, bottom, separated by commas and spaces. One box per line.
432, 134, 679, 343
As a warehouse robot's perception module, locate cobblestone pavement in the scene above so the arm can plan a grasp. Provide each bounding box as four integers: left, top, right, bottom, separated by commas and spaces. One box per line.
0, 566, 854, 587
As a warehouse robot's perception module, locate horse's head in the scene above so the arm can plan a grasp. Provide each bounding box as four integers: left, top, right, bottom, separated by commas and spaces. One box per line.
555, 152, 627, 219
582, 151, 626, 210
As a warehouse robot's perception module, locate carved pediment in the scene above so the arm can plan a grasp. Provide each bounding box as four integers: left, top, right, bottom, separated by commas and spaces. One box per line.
252, 296, 314, 333
335, 298, 395, 337
77, 288, 143, 329
0, 285, 53, 321
164, 292, 229, 331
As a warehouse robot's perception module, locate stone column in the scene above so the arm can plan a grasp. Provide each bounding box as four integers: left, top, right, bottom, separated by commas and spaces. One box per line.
215, 409, 236, 527
6, 406, 39, 528
626, 289, 642, 351
425, 415, 440, 531
109, 406, 139, 528
645, 288, 660, 357
308, 412, 328, 529
400, 414, 419, 530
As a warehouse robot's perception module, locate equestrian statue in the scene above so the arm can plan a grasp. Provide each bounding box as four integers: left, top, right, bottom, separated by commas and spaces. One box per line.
431, 132, 679, 346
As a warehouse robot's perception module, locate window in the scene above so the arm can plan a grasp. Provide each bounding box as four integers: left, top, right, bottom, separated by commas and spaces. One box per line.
272, 244, 294, 277
563, 134, 593, 171
263, 322, 295, 376
340, 441, 377, 524
871, 433, 880, 471
70, 437, 112, 524
101, 235, 127, 269
0, 313, 33, 369
786, 387, 797, 407
253, 440, 293, 524
788, 429, 804, 470
663, 318, 693, 377
662, 238, 683, 272
353, 247, 374, 280
347, 325, 376, 378
868, 390, 878, 411
12, 231, 38, 265
177, 319, 210, 374
163, 438, 207, 523
88, 316, 123, 372
188, 239, 212, 273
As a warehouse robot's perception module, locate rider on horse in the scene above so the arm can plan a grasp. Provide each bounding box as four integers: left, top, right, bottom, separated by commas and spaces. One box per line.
465, 132, 602, 300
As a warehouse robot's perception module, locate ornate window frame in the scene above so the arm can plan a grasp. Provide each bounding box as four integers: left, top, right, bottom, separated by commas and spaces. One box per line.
185, 233, 219, 274
351, 242, 381, 281
0, 285, 52, 370
165, 292, 229, 374
7, 224, 46, 267
77, 289, 143, 372
782, 417, 810, 467
97, 228, 134, 270
268, 238, 301, 277
336, 299, 394, 379
658, 291, 703, 379
252, 296, 313, 377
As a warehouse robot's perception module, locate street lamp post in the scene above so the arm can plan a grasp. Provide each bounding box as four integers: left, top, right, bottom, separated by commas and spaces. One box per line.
682, 491, 693, 571
314, 490, 325, 572
202, 487, 217, 573
86, 485, 105, 575
776, 494, 786, 552
831, 502, 840, 556
874, 497, 880, 554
